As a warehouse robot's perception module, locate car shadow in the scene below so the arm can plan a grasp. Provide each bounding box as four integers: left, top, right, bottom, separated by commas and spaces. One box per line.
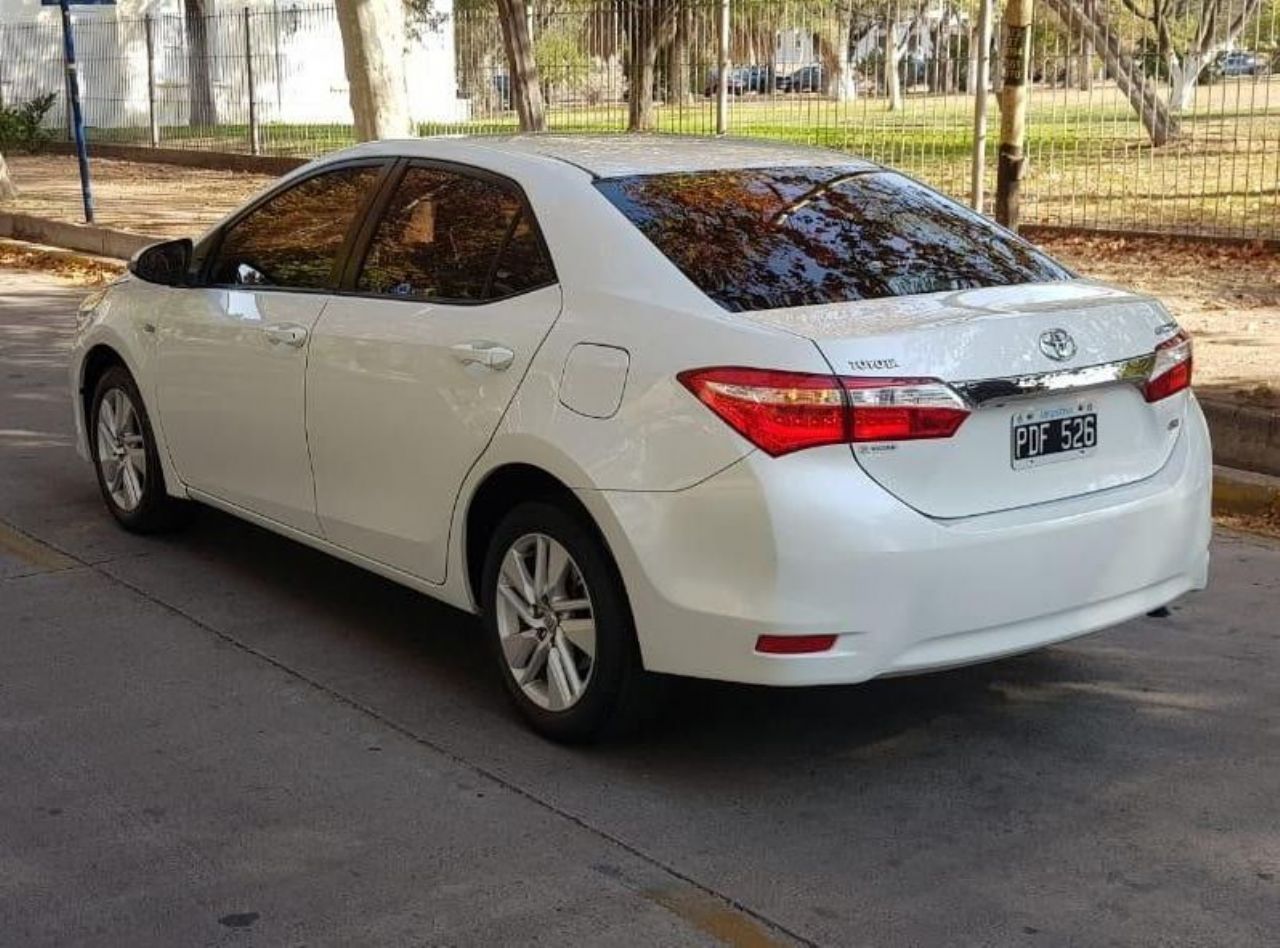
164, 502, 1106, 762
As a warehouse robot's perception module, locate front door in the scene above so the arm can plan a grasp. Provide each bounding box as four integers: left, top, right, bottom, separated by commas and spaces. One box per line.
156, 162, 386, 533
306, 163, 562, 582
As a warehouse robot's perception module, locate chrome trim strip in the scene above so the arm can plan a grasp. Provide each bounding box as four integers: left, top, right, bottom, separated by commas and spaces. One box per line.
953, 353, 1155, 407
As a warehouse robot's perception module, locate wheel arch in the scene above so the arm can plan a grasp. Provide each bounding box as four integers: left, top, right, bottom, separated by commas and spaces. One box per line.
74, 332, 187, 501
461, 462, 622, 615
79, 343, 130, 427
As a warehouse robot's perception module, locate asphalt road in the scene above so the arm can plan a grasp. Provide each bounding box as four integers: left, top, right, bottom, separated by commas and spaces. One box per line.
1, 270, 1277, 947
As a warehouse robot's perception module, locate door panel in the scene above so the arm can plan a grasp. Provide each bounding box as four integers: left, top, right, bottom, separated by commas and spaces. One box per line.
306, 286, 562, 582
157, 288, 327, 533
154, 161, 387, 533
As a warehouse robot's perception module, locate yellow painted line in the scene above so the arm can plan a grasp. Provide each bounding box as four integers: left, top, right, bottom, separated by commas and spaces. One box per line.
642, 886, 789, 948
0, 520, 78, 574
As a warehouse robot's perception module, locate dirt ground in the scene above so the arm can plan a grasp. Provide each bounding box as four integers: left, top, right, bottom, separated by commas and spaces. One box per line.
5, 153, 1278, 406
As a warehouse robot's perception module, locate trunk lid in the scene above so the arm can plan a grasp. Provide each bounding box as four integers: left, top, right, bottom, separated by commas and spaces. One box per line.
743, 280, 1187, 519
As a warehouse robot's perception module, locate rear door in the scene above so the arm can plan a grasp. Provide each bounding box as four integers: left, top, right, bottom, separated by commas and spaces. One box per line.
306, 161, 562, 583
156, 161, 386, 532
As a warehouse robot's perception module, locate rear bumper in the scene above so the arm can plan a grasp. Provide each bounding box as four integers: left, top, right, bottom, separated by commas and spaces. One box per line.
590, 397, 1212, 686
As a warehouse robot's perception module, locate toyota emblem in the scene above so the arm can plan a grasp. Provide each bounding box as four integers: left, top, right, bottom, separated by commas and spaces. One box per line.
1038, 328, 1077, 362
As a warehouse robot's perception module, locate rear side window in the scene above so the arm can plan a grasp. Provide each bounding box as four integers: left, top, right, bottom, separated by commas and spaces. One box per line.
357, 166, 554, 302
594, 168, 1071, 313
210, 165, 381, 290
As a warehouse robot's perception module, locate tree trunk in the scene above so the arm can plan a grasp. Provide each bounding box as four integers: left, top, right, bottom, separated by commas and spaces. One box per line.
628, 7, 660, 130
627, 2, 677, 131
335, 0, 413, 140
1078, 0, 1095, 93
1167, 51, 1209, 112
1078, 42, 1094, 91
669, 4, 691, 104
817, 17, 856, 101
885, 15, 903, 110
0, 152, 17, 202
1041, 0, 1180, 145
183, 0, 217, 128
496, 0, 547, 132
1162, 0, 1264, 115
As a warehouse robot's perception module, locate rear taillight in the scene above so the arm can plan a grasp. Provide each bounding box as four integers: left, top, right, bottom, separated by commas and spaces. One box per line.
841, 378, 972, 442
1144, 330, 1193, 402
678, 367, 970, 457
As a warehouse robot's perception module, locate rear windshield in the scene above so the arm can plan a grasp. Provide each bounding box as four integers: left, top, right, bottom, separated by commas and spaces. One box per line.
594, 167, 1071, 313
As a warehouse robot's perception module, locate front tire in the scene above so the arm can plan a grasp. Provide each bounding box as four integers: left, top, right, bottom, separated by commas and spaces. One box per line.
481, 501, 655, 743
90, 365, 189, 533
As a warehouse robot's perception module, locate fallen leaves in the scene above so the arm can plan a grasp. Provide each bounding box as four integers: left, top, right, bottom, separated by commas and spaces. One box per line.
0, 241, 124, 286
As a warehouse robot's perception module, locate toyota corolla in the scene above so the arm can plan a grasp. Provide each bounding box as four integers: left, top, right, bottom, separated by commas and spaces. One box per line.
70, 135, 1211, 741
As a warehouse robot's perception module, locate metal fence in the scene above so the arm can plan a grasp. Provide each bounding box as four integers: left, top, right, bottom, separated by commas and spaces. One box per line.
1, 0, 1278, 239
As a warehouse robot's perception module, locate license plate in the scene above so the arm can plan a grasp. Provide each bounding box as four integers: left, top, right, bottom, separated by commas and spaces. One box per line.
1011, 403, 1098, 469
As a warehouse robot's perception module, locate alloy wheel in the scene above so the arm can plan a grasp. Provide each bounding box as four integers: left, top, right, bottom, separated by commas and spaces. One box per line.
95, 387, 147, 512
495, 532, 596, 711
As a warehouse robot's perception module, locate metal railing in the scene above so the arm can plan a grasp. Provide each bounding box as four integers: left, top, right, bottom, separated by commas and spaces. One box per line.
0, 0, 1277, 239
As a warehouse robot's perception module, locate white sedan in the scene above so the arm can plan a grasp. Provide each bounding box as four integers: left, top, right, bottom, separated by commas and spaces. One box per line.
70, 136, 1211, 741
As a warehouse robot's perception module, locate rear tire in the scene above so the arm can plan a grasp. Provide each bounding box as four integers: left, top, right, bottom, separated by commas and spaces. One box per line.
90, 365, 190, 533
481, 501, 657, 743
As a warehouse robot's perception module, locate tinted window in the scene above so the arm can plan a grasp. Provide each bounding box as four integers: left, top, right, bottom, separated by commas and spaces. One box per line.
490, 213, 555, 298
595, 168, 1071, 312
210, 165, 381, 290
357, 167, 554, 302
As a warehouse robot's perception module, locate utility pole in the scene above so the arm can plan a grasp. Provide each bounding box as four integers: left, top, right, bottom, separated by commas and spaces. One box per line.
995, 0, 1032, 228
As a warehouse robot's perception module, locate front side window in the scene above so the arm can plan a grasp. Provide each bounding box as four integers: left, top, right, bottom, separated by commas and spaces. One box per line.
595, 167, 1071, 313
357, 167, 554, 302
209, 165, 381, 290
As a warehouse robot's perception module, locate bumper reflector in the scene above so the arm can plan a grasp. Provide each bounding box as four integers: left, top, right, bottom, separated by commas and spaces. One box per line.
755, 634, 838, 655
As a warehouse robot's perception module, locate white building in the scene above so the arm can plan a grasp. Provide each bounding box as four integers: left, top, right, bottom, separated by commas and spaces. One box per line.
0, 0, 465, 132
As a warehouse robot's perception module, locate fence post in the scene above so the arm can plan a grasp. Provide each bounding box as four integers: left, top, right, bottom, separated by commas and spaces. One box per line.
272, 1, 283, 114
716, 0, 729, 134
970, 0, 992, 211
145, 14, 160, 148
244, 7, 260, 155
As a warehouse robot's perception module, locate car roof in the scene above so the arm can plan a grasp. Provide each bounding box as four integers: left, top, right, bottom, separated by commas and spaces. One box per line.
341, 134, 878, 180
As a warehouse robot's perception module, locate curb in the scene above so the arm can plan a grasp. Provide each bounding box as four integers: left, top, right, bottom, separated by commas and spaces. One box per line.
0, 212, 151, 260
45, 141, 309, 176
1212, 465, 1280, 518
1199, 398, 1280, 478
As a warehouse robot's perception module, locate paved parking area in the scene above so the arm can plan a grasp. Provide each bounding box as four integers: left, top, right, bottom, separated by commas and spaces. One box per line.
1, 269, 1277, 946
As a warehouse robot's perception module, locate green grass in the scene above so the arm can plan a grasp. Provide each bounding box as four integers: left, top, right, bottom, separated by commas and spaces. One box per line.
83, 80, 1280, 238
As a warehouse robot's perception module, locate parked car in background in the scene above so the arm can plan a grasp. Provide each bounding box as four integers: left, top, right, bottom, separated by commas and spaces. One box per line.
1202, 50, 1270, 82
73, 135, 1211, 742
704, 65, 778, 96
780, 64, 824, 93
1218, 51, 1269, 76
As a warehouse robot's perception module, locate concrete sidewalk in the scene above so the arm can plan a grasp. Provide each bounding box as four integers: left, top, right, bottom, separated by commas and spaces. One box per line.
5, 154, 273, 238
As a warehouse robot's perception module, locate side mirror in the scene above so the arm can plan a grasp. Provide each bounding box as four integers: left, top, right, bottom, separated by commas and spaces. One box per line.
128, 238, 193, 286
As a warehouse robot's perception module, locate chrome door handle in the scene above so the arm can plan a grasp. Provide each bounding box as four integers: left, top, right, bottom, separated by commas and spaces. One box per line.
451, 341, 515, 371
264, 323, 309, 348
